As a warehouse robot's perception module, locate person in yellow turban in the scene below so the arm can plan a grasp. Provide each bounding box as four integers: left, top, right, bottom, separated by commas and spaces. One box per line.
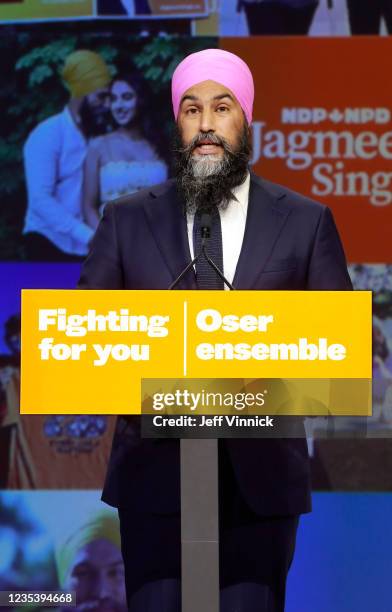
23, 49, 111, 260
62, 50, 111, 100
56, 510, 127, 612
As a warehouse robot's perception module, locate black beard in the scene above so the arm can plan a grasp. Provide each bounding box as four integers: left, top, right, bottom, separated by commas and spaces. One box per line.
79, 98, 111, 138
173, 125, 251, 215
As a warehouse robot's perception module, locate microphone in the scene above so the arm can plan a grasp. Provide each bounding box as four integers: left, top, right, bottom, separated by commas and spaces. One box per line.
200, 213, 211, 243
169, 212, 235, 291
198, 212, 234, 290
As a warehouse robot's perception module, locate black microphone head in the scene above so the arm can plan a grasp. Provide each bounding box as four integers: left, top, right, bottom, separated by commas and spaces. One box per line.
200, 213, 212, 239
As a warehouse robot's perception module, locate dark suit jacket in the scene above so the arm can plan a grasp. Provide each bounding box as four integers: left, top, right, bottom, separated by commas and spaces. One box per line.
78, 173, 352, 517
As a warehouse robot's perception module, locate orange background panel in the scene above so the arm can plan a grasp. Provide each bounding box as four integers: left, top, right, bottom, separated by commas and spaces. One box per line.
221, 37, 392, 263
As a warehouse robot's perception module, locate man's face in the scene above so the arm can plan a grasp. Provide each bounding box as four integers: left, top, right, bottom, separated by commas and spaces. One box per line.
64, 539, 127, 612
177, 80, 246, 161
174, 79, 250, 213
79, 88, 111, 137
85, 88, 111, 117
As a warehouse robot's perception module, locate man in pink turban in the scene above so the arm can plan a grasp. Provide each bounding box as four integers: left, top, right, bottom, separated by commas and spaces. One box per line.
172, 48, 254, 220
79, 48, 352, 611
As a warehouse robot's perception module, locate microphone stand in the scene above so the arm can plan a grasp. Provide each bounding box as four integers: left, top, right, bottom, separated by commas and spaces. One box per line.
168, 251, 203, 290
201, 243, 235, 291
169, 222, 235, 291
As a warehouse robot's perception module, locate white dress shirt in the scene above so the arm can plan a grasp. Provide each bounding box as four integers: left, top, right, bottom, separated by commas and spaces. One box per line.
23, 107, 94, 255
187, 173, 250, 289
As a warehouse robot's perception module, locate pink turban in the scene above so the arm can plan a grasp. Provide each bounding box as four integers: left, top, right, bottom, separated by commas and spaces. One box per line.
172, 48, 254, 125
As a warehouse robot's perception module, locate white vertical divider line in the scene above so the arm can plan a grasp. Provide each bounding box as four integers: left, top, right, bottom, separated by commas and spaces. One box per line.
183, 300, 188, 377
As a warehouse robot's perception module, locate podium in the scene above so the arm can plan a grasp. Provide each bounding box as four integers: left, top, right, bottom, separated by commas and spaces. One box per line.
20, 289, 372, 611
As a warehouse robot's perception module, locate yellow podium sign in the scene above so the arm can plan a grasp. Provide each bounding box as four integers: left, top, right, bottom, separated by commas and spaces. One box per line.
20, 290, 371, 415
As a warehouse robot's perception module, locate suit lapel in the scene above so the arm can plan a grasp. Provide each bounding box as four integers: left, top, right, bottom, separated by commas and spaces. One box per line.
233, 174, 292, 289
143, 175, 291, 291
143, 180, 197, 289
